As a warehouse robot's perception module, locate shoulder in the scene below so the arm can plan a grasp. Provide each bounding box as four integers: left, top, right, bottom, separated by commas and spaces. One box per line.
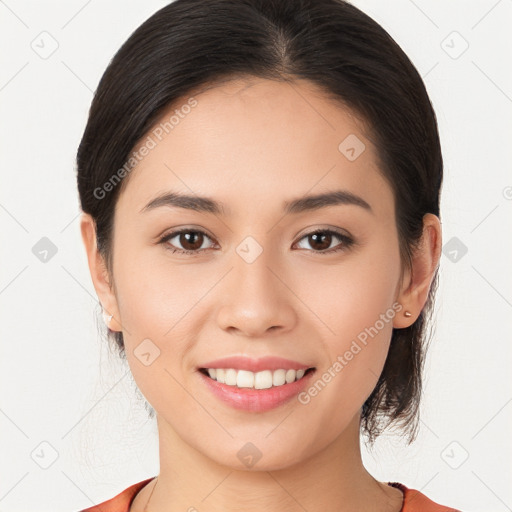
388, 482, 463, 512
76, 477, 155, 512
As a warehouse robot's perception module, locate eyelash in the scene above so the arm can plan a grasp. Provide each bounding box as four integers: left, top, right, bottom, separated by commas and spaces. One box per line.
158, 228, 354, 256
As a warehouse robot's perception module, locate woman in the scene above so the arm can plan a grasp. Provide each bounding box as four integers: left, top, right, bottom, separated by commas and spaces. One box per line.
76, 0, 460, 510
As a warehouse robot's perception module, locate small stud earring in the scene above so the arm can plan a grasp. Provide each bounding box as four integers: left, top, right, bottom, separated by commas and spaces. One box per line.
404, 311, 412, 317
102, 310, 113, 326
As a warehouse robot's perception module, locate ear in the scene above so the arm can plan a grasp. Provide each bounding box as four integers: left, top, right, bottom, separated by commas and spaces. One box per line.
80, 212, 122, 332
393, 213, 442, 329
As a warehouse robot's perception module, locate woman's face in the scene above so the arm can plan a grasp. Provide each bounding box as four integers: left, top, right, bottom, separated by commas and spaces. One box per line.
88, 77, 413, 470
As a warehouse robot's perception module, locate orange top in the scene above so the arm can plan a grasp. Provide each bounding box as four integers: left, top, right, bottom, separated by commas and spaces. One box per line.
78, 478, 462, 512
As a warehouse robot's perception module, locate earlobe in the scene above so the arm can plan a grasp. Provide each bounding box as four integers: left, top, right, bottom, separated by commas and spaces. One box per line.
79, 212, 122, 332
393, 213, 442, 329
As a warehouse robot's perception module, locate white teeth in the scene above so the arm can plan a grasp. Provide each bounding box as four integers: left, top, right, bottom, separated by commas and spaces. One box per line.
225, 368, 237, 386
204, 368, 311, 389
237, 370, 254, 388
272, 369, 286, 386
216, 368, 225, 384
254, 370, 273, 389
285, 369, 295, 383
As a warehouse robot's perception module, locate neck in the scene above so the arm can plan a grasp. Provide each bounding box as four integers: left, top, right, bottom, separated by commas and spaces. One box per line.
136, 412, 403, 512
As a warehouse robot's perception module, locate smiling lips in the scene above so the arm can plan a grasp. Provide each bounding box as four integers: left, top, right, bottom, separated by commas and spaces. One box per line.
197, 355, 316, 411
199, 355, 314, 388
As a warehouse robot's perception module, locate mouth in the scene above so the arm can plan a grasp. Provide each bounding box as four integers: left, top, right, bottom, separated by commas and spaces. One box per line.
196, 355, 317, 411
197, 364, 317, 412
198, 366, 316, 390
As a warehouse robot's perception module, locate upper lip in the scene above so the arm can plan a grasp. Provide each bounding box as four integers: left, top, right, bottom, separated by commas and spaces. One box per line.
198, 356, 314, 373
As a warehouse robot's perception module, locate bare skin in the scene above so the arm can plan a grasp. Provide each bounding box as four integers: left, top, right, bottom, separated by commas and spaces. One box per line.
81, 76, 441, 512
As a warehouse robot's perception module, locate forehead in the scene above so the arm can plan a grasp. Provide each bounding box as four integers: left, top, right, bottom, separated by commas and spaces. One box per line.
116, 77, 393, 220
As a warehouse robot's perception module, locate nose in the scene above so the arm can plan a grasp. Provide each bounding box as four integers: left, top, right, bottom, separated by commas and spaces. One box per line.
216, 245, 297, 337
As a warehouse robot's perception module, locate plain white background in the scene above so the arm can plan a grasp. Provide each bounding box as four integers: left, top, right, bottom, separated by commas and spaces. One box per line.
0, 1, 511, 511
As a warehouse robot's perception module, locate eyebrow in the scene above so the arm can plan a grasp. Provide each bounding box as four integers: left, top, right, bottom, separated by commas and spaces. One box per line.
139, 189, 373, 216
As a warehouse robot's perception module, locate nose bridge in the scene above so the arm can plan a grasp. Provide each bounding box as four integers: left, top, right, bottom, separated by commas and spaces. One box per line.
232, 233, 280, 302
216, 235, 295, 335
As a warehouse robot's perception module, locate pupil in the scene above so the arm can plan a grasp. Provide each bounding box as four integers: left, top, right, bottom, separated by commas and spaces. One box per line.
311, 232, 330, 250
182, 232, 202, 250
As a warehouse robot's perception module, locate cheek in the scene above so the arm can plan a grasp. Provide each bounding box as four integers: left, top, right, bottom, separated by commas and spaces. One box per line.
300, 235, 401, 406
115, 264, 202, 421
111, 246, 203, 391
114, 240, 204, 336
301, 231, 401, 342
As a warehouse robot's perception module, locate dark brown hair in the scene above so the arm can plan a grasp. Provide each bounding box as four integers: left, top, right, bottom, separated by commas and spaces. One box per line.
76, 0, 443, 446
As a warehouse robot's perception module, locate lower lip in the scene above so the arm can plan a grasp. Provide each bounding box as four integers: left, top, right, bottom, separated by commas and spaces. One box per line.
198, 369, 316, 412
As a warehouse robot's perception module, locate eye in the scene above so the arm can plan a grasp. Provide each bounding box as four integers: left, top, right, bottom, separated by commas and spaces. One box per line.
159, 229, 216, 255
294, 229, 354, 254
158, 227, 354, 256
